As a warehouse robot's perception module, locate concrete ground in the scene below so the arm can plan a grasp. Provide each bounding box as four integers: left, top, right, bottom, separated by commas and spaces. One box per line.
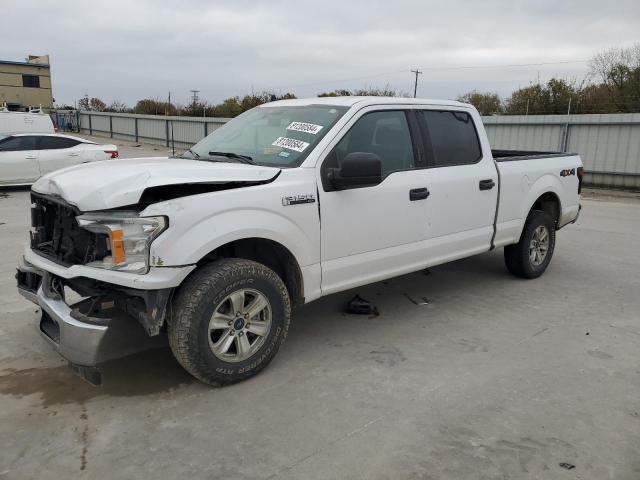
0, 186, 639, 479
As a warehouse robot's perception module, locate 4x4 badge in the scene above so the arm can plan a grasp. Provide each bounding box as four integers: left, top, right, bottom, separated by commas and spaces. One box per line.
282, 194, 316, 206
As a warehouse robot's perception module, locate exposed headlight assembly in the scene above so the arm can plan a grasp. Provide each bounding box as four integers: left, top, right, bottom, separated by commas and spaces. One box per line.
76, 211, 167, 274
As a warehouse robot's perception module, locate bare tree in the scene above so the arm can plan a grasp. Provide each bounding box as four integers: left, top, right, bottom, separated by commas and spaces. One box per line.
589, 43, 640, 112
107, 100, 129, 113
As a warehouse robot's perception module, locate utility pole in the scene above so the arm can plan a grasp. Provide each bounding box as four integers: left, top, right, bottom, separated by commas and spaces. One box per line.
190, 89, 200, 113
411, 69, 423, 98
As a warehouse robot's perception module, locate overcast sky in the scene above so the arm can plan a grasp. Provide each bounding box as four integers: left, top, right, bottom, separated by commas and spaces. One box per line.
3, 0, 639, 107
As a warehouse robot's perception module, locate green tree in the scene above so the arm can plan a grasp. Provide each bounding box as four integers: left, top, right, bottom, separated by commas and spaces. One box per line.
211, 92, 297, 117
318, 85, 407, 97
318, 89, 352, 97
504, 79, 581, 115
134, 98, 178, 115
456, 90, 503, 115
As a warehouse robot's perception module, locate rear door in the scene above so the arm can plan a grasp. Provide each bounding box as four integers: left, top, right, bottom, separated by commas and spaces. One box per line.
416, 109, 498, 263
36, 136, 83, 174
0, 135, 40, 184
318, 107, 432, 294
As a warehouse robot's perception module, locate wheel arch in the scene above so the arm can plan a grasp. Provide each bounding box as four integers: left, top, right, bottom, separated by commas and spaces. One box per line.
521, 174, 563, 227
195, 237, 305, 307
528, 191, 561, 227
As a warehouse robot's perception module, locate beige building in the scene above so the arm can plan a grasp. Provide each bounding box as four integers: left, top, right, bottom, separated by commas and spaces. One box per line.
0, 55, 53, 111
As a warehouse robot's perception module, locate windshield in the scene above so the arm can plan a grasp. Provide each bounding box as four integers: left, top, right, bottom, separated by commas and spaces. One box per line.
188, 105, 349, 167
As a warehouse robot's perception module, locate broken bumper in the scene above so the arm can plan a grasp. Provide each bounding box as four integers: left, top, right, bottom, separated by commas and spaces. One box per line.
16, 256, 174, 369
17, 267, 109, 366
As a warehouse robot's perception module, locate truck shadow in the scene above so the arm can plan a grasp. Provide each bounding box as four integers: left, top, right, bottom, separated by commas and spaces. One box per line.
0, 250, 515, 406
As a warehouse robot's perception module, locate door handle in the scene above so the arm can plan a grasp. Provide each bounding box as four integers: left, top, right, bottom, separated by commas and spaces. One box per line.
479, 179, 495, 190
69, 153, 80, 156
25, 155, 37, 159
409, 187, 430, 201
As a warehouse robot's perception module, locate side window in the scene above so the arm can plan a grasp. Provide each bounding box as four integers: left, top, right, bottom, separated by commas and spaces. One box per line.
420, 110, 482, 167
0, 136, 37, 152
39, 136, 80, 150
22, 74, 40, 88
329, 110, 415, 178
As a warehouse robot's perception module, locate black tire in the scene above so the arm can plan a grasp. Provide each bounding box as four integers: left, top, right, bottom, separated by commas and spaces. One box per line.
168, 258, 291, 385
504, 210, 556, 279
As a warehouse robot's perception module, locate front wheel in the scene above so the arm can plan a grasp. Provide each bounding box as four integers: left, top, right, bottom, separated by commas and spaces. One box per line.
504, 210, 556, 279
168, 259, 291, 385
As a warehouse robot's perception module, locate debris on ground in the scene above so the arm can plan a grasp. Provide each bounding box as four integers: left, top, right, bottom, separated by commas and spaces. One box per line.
346, 295, 379, 317
559, 462, 575, 470
403, 293, 430, 306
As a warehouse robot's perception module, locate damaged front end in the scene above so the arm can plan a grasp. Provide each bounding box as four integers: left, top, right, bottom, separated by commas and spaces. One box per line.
18, 193, 176, 385
16, 263, 172, 385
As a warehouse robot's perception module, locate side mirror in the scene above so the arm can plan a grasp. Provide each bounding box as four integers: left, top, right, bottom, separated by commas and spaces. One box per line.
327, 152, 382, 190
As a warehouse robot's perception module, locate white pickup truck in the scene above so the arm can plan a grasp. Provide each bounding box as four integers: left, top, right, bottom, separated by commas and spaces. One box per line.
16, 97, 582, 385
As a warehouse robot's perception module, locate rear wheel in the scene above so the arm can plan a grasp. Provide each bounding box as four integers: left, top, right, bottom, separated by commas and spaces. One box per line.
504, 210, 556, 279
168, 259, 290, 385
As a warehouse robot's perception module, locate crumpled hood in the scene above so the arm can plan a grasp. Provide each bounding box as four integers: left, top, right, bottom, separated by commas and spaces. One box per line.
32, 157, 281, 211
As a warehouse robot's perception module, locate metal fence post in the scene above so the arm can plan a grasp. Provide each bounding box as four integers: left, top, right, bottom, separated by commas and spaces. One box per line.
109, 115, 113, 138
562, 123, 571, 153
204, 122, 208, 138
165, 119, 169, 147
134, 117, 139, 143
88, 113, 92, 135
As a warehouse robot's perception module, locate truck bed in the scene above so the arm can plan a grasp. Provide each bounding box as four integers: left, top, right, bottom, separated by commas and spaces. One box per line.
492, 149, 574, 162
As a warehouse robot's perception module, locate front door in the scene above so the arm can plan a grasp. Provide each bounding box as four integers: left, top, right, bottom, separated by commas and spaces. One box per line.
318, 108, 431, 295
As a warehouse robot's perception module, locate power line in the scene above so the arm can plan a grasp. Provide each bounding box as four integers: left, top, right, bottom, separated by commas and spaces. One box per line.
419, 59, 588, 72
270, 59, 588, 93
273, 69, 407, 90
190, 89, 200, 109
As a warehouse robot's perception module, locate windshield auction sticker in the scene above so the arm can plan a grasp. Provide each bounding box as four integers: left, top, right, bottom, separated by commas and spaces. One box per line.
286, 122, 323, 135
272, 137, 310, 152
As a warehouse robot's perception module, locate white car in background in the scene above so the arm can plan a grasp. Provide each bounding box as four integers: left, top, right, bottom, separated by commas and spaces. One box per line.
0, 133, 118, 186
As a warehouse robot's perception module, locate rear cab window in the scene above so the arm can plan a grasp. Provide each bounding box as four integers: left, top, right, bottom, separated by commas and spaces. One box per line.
418, 110, 482, 167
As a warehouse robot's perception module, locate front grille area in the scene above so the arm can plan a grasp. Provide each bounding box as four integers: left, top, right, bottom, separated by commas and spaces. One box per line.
30, 193, 110, 266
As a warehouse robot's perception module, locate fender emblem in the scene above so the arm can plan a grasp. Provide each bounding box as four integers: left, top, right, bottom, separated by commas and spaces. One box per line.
282, 194, 316, 206
560, 168, 576, 177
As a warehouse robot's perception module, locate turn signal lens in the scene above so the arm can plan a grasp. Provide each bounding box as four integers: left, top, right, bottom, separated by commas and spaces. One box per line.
111, 229, 126, 264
